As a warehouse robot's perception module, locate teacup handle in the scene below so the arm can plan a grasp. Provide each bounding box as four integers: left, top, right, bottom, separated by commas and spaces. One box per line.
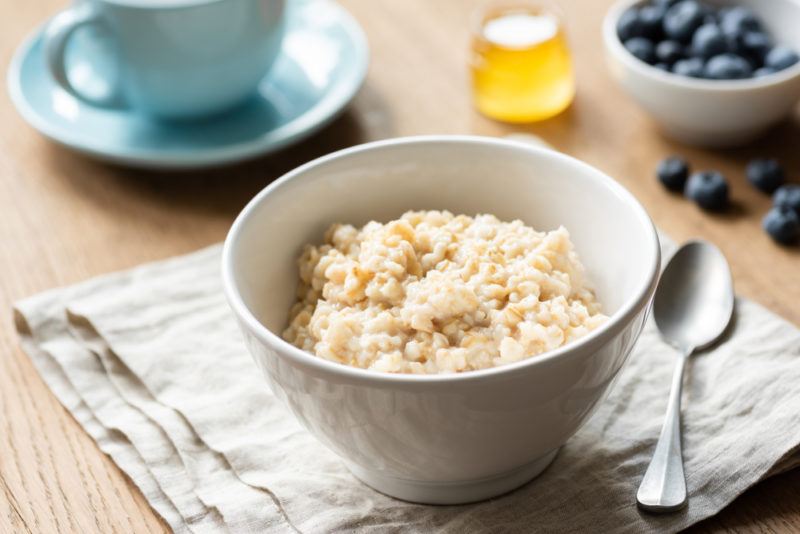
43, 2, 124, 108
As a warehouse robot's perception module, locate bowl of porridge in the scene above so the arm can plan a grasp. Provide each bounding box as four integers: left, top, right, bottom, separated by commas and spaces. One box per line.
222, 136, 660, 504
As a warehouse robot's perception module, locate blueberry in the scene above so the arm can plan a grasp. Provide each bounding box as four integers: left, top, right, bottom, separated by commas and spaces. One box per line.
639, 5, 666, 40
725, 33, 746, 58
763, 206, 800, 245
704, 53, 753, 79
765, 46, 800, 71
685, 171, 729, 210
656, 40, 685, 64
754, 67, 776, 77
657, 156, 690, 191
654, 62, 671, 71
741, 32, 771, 63
720, 6, 761, 36
746, 158, 785, 194
673, 57, 705, 77
663, 1, 705, 43
617, 8, 644, 41
773, 185, 800, 215
691, 23, 729, 58
624, 37, 656, 64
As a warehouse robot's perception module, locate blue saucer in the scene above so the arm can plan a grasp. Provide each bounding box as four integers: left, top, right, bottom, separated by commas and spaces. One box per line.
7, 0, 368, 170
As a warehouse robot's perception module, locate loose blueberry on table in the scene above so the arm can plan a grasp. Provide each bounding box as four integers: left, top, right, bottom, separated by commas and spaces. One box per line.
685, 170, 729, 210
746, 158, 785, 194
763, 207, 800, 245
617, 1, 800, 79
773, 185, 800, 215
656, 156, 690, 191
765, 185, 800, 246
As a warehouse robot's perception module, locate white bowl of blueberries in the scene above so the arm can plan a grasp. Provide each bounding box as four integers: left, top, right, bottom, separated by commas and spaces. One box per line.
603, 0, 800, 147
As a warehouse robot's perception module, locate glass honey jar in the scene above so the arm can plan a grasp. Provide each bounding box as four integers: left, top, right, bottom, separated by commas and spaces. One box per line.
471, 1, 575, 123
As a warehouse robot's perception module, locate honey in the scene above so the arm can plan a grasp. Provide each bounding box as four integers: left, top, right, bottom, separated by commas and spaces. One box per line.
471, 3, 575, 123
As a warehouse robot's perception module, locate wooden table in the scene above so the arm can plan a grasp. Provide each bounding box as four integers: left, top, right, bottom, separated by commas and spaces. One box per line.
2, 0, 798, 532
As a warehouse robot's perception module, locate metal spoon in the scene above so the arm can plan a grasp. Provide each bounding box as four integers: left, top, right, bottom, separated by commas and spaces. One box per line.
636, 240, 735, 513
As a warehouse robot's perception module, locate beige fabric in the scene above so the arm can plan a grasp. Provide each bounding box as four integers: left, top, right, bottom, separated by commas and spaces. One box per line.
14, 237, 800, 533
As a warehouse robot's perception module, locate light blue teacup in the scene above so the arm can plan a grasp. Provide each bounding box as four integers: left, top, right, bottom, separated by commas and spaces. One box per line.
44, 0, 286, 120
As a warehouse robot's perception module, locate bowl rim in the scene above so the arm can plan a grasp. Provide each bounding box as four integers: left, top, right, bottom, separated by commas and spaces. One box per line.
603, 0, 800, 91
221, 135, 661, 384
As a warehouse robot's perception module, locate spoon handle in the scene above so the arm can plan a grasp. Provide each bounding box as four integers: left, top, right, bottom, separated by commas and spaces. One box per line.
636, 351, 690, 512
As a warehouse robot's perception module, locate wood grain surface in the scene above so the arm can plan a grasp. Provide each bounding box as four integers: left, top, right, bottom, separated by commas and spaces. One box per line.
1, 0, 798, 532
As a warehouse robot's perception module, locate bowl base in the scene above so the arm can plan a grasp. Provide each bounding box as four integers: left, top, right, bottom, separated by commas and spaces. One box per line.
344, 448, 560, 505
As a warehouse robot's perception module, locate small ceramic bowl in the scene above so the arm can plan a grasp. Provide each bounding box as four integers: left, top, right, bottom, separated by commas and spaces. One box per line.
222, 136, 660, 504
603, 0, 800, 147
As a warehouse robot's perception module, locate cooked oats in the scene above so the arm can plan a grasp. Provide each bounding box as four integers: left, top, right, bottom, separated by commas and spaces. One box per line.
282, 210, 607, 374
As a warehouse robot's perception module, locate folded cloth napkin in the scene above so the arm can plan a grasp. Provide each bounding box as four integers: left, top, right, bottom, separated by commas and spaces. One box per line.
14, 237, 800, 533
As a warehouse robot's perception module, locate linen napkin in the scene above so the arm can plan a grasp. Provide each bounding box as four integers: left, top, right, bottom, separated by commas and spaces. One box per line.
14, 237, 800, 533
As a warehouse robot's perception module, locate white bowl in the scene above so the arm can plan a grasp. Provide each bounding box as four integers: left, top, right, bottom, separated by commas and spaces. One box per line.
603, 0, 800, 147
222, 136, 660, 504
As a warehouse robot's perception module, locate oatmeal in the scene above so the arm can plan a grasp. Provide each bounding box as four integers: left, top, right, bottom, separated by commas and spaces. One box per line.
282, 211, 607, 374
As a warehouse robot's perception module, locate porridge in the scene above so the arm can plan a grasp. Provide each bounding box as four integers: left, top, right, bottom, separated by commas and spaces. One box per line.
282, 210, 607, 374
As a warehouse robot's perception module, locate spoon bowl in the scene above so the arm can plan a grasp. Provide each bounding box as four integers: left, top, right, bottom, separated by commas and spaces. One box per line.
654, 241, 735, 353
